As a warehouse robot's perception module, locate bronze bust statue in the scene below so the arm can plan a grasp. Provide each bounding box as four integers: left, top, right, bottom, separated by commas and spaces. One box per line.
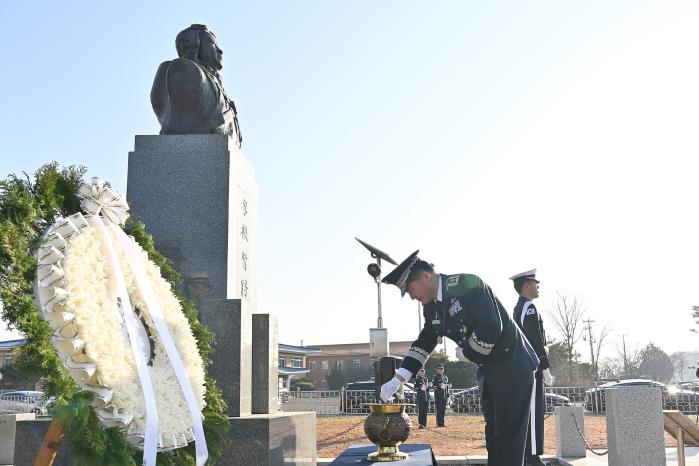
151, 24, 242, 147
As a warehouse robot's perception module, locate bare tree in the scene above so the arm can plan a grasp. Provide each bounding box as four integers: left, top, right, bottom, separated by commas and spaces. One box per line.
670, 352, 686, 382
546, 291, 586, 384
691, 305, 699, 333
592, 322, 612, 380
600, 339, 641, 379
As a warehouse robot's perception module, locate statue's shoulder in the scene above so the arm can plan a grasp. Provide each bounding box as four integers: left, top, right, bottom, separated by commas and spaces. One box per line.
167, 58, 205, 77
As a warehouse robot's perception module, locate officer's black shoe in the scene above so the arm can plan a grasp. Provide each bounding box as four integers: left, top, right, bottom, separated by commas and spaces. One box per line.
525, 455, 546, 466
418, 425, 425, 429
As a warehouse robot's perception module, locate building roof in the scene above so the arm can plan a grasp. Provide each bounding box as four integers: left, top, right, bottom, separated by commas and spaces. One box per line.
278, 366, 310, 375
0, 339, 26, 349
306, 341, 413, 357
278, 343, 320, 354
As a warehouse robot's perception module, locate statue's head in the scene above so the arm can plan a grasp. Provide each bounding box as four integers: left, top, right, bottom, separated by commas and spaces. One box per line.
175, 24, 223, 71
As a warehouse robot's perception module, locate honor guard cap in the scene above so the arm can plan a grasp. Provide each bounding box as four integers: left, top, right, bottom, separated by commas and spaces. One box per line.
382, 250, 420, 297
509, 268, 539, 283
436, 364, 445, 369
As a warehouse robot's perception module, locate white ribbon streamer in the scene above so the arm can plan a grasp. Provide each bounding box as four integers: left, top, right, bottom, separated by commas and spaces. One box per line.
89, 216, 159, 466
112, 224, 208, 466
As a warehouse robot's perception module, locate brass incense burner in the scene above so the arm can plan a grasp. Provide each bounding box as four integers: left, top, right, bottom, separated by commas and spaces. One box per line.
363, 403, 414, 461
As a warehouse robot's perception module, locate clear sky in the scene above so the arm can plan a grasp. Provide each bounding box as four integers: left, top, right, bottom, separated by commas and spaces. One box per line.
1, 1, 698, 364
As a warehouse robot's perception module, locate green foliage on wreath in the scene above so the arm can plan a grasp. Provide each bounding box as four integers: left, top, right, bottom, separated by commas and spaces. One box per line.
0, 163, 229, 465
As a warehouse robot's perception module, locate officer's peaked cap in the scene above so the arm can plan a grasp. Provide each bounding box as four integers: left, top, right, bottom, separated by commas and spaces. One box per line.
509, 268, 539, 283
436, 364, 445, 369
382, 250, 420, 297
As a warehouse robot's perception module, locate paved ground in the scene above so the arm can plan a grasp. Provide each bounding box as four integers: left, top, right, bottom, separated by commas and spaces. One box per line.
316, 414, 645, 458
561, 447, 699, 465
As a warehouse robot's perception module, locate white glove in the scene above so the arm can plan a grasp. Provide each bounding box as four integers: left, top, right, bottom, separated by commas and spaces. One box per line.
421, 385, 426, 391
455, 347, 470, 362
441, 384, 447, 389
380, 377, 402, 402
542, 369, 554, 386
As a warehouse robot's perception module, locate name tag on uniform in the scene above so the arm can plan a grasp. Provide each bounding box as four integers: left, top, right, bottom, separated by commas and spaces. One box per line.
432, 319, 441, 325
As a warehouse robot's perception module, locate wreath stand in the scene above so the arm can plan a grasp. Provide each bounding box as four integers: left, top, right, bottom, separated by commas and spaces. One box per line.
33, 419, 65, 466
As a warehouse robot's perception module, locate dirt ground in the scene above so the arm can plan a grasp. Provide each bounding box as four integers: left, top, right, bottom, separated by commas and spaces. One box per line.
316, 415, 678, 458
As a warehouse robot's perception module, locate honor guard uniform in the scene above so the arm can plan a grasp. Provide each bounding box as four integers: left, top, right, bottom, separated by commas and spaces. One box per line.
432, 364, 450, 427
414, 367, 430, 428
379, 251, 539, 466
511, 269, 551, 466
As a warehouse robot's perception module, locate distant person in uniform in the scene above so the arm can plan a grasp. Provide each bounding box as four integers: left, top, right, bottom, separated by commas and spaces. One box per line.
379, 251, 539, 466
414, 367, 430, 429
511, 269, 553, 466
432, 364, 450, 427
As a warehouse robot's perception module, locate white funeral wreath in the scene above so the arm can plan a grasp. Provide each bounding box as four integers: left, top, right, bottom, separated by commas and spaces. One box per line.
34, 177, 208, 466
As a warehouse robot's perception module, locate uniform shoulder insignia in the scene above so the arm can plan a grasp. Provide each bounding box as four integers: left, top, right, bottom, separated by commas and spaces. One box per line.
445, 274, 480, 295
526, 303, 537, 316
446, 275, 460, 288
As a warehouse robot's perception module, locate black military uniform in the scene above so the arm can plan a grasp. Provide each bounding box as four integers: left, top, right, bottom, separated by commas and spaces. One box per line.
414, 369, 430, 428
432, 365, 450, 427
382, 251, 539, 466
511, 269, 549, 466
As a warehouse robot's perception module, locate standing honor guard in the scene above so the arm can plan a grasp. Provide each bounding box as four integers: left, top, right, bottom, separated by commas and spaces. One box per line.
511, 269, 553, 466
379, 251, 539, 466
432, 364, 450, 427
414, 367, 430, 429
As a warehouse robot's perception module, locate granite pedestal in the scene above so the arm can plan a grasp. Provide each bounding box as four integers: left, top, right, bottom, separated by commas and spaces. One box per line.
606, 386, 666, 466
252, 314, 279, 414
12, 418, 71, 466
127, 134, 258, 309
225, 412, 317, 466
127, 133, 316, 465
199, 298, 252, 417
0, 413, 35, 464
555, 406, 586, 458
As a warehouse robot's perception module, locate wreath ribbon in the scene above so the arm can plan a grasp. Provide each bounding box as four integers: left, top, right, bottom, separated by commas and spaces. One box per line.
78, 177, 129, 225
89, 215, 160, 466
113, 224, 208, 466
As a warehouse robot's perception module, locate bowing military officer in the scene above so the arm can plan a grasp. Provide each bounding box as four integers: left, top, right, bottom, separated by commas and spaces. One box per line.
432, 364, 450, 427
511, 269, 553, 466
414, 367, 430, 429
379, 251, 539, 466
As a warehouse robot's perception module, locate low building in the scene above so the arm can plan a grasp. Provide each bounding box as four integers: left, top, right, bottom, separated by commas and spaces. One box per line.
305, 341, 413, 389
278, 343, 320, 391
0, 339, 35, 390
0, 339, 25, 368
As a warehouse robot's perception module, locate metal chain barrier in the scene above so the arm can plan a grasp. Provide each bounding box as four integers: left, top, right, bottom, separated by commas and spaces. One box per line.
317, 417, 366, 445
421, 425, 486, 447
570, 413, 608, 456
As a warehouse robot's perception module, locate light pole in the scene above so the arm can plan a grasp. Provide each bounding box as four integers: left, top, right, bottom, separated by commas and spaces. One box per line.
355, 238, 397, 329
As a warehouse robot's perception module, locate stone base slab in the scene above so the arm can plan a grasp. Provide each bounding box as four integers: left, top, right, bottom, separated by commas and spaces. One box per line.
12, 419, 71, 466
224, 412, 317, 465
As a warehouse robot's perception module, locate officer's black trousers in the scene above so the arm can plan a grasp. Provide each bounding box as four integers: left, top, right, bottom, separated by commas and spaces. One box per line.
417, 394, 428, 427
478, 360, 534, 466
435, 391, 447, 426
525, 373, 545, 457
